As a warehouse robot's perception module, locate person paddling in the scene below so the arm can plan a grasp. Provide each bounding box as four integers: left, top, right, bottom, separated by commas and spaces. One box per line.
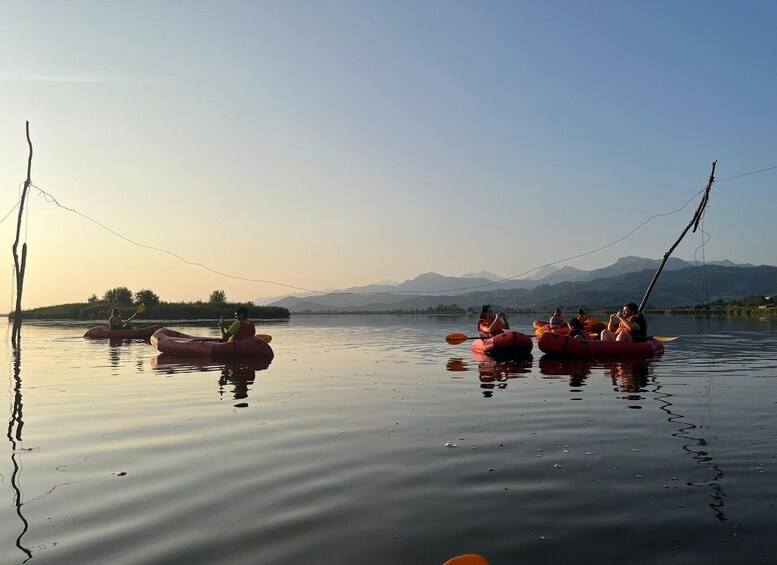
478, 305, 510, 338
549, 307, 565, 328
219, 306, 256, 342
108, 308, 126, 330
600, 302, 647, 342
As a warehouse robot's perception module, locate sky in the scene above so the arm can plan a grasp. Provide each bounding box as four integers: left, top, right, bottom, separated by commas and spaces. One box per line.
1, 1, 775, 308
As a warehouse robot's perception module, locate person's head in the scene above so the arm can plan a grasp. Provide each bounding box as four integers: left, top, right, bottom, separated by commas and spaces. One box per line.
554, 307, 562, 317
235, 306, 249, 320
577, 309, 585, 317
110, 308, 119, 317
623, 303, 639, 317
568, 318, 585, 331
479, 305, 493, 320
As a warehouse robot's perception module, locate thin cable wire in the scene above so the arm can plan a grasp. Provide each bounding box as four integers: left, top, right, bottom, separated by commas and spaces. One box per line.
32, 182, 706, 296
24, 159, 777, 298
30, 184, 320, 294
717, 165, 777, 182
0, 202, 20, 226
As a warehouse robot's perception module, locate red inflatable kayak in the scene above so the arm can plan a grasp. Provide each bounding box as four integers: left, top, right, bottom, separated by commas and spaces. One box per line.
151, 328, 274, 362
471, 330, 533, 356
537, 331, 664, 359
533, 319, 607, 336
83, 325, 163, 339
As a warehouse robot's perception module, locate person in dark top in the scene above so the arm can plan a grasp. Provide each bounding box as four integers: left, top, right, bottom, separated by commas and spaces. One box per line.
108, 308, 125, 330
600, 302, 647, 342
567, 317, 588, 340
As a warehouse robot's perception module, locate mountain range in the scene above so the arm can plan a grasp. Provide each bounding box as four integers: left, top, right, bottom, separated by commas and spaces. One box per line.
260, 256, 773, 312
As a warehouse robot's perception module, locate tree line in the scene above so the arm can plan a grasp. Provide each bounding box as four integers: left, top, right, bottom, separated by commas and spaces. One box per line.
13, 288, 289, 321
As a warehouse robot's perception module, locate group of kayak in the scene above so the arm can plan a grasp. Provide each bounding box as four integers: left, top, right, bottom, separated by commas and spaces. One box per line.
83, 306, 274, 362
467, 304, 664, 359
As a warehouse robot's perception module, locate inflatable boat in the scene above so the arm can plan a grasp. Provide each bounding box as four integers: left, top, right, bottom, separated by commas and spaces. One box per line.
83, 325, 163, 339
150, 328, 274, 362
471, 330, 533, 356
533, 319, 607, 336
537, 331, 664, 359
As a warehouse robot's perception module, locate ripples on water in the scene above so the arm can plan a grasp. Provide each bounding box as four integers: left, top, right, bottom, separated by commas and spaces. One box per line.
1, 315, 776, 564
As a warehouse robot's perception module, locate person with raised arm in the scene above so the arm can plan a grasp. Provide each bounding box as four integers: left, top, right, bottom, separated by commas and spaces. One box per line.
477, 305, 510, 338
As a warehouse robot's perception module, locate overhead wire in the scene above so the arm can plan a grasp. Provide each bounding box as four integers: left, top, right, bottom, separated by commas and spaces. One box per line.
19, 162, 777, 298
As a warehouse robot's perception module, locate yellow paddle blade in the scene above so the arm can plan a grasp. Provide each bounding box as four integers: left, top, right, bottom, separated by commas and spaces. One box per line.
137, 303, 146, 313
653, 336, 678, 342
443, 555, 489, 565
445, 333, 470, 345
257, 334, 272, 343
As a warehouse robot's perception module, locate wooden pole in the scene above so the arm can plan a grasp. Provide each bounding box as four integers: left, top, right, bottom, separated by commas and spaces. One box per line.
11, 122, 33, 347
638, 161, 717, 312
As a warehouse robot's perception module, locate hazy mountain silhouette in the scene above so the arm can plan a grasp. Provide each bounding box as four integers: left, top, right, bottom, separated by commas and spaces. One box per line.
263, 257, 765, 311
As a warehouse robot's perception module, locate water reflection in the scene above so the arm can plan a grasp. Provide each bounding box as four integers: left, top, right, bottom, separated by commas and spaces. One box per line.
150, 354, 271, 407
7, 347, 32, 561
447, 353, 532, 397
536, 355, 728, 520
537, 356, 592, 388
653, 381, 728, 521
538, 356, 654, 403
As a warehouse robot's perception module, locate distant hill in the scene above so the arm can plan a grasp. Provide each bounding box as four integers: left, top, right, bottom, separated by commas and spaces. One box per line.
265, 258, 773, 312
580, 255, 690, 281
461, 271, 503, 281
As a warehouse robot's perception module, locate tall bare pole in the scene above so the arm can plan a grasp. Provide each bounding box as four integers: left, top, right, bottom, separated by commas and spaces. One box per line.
11, 121, 33, 347
638, 161, 717, 312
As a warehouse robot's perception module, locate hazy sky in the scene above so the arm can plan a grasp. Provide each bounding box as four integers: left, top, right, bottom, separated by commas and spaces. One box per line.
1, 1, 775, 308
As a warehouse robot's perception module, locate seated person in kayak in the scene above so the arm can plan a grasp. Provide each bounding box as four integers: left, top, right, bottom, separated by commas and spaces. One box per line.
219, 306, 256, 342
549, 307, 565, 328
600, 302, 647, 342
567, 318, 588, 340
108, 308, 128, 330
478, 305, 510, 338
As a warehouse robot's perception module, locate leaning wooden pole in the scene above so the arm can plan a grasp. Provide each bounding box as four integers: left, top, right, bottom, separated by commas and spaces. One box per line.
11, 121, 33, 347
638, 160, 717, 312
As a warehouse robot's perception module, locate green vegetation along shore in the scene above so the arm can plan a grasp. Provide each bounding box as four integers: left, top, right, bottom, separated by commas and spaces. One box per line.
10, 302, 289, 321
7, 287, 289, 321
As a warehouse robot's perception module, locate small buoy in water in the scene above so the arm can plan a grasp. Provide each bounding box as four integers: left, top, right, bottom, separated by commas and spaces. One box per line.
443, 554, 489, 565
444, 441, 458, 448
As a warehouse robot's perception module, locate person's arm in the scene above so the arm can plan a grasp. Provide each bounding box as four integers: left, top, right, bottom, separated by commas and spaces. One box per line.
500, 313, 510, 329
608, 313, 619, 331
218, 317, 229, 339
488, 314, 504, 332
620, 316, 642, 332
222, 320, 241, 341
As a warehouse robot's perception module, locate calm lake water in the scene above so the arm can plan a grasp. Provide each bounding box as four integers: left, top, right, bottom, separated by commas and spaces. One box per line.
1, 314, 776, 565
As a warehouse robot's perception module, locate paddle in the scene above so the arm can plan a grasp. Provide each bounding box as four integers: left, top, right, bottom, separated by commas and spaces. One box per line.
257, 334, 272, 343
652, 336, 678, 342
122, 303, 145, 328
446, 333, 477, 345
446, 332, 539, 345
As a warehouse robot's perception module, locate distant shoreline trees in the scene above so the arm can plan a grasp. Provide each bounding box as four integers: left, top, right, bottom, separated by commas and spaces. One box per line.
8, 287, 289, 321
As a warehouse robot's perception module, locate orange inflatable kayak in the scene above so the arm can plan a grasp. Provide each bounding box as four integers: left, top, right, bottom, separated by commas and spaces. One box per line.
533, 319, 606, 336
83, 325, 163, 339
151, 328, 274, 362
538, 331, 664, 359
471, 330, 533, 356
